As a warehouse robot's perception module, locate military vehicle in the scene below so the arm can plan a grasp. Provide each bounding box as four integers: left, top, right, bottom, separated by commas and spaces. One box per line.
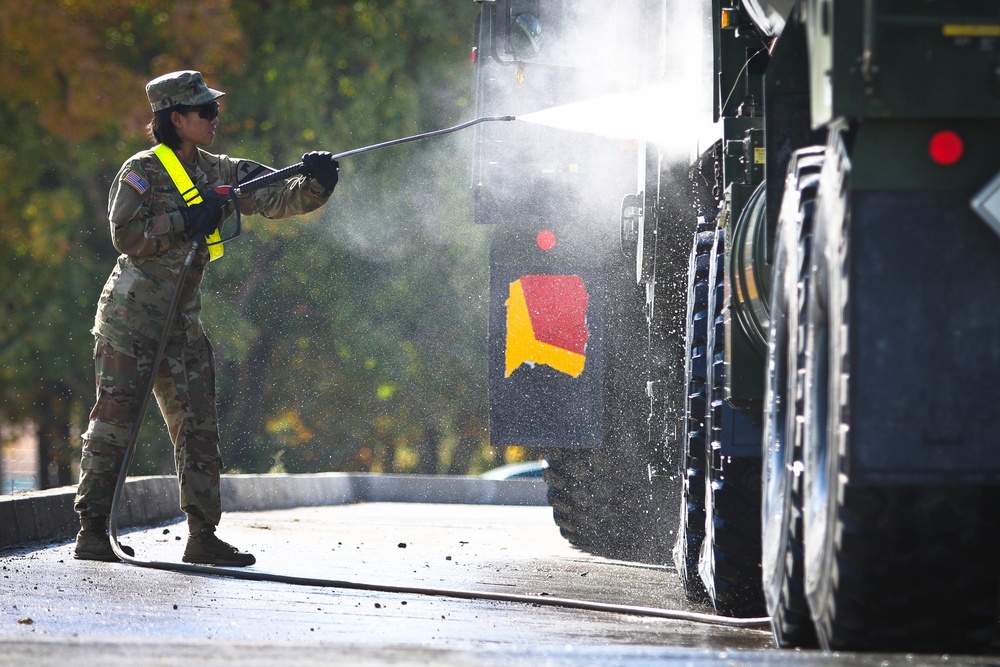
473, 0, 1000, 652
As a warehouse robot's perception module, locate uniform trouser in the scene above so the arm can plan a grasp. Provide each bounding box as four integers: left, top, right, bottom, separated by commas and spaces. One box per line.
74, 334, 223, 526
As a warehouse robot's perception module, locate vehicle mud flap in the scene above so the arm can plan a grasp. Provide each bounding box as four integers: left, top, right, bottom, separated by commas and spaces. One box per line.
541, 249, 671, 564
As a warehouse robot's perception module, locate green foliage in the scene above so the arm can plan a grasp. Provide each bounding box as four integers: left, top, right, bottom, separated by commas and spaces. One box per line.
0, 0, 494, 485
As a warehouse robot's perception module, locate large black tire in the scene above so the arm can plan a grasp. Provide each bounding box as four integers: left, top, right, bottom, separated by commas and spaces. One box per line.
802, 154, 1000, 652
760, 148, 823, 648
543, 251, 673, 564
544, 446, 668, 563
672, 229, 714, 603
698, 227, 766, 617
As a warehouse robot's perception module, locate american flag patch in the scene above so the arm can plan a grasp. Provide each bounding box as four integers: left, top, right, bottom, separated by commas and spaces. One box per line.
124, 170, 149, 195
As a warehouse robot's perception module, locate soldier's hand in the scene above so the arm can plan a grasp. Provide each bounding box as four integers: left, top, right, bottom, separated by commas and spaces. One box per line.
182, 202, 224, 237
302, 151, 339, 191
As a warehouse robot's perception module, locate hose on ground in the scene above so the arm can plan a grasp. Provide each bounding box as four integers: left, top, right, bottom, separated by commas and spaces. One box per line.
104, 114, 771, 632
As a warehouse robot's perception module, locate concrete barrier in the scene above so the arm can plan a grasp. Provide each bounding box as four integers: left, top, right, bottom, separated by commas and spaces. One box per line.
0, 473, 548, 550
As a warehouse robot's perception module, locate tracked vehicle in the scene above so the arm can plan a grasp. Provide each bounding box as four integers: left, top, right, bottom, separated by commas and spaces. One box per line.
474, 0, 1000, 652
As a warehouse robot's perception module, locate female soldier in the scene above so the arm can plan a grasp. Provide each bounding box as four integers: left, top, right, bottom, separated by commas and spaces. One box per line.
73, 70, 340, 566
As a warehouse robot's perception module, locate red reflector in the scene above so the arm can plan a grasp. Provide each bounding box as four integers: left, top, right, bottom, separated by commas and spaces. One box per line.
536, 230, 556, 251
929, 130, 963, 166
471, 47, 478, 63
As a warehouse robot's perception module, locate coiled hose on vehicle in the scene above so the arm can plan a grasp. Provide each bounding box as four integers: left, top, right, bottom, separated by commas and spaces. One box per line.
105, 115, 770, 631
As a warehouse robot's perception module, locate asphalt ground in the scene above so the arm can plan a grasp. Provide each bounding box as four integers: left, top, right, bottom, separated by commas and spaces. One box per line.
1, 502, 997, 666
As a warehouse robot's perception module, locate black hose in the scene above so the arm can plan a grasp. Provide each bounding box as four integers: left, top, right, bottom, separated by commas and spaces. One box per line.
104, 115, 770, 631
105, 549, 770, 628
108, 237, 200, 551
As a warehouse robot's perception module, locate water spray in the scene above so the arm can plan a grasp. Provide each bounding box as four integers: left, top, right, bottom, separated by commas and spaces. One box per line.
105, 113, 769, 632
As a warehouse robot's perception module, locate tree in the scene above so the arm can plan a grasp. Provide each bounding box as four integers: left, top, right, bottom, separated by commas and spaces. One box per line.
0, 0, 494, 487
0, 1, 243, 484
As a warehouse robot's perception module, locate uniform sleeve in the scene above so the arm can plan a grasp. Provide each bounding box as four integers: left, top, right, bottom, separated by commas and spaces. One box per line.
107, 159, 186, 257
231, 160, 332, 220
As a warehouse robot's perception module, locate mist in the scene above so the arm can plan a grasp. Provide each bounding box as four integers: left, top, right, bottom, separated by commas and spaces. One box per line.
517, 0, 714, 157
473, 0, 715, 242
317, 123, 485, 261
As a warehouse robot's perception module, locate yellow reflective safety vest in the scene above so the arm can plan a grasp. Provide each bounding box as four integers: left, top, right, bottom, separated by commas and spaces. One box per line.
152, 144, 224, 261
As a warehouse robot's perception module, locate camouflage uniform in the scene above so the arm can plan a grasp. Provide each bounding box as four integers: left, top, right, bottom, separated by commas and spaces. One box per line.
74, 71, 334, 528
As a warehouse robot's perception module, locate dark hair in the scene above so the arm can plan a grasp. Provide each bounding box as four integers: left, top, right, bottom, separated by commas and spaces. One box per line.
147, 107, 182, 149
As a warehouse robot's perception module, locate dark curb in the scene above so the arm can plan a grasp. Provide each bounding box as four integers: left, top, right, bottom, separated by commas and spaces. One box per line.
0, 473, 547, 550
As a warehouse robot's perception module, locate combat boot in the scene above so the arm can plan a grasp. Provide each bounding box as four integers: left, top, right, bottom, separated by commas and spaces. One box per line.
73, 517, 134, 562
183, 520, 255, 567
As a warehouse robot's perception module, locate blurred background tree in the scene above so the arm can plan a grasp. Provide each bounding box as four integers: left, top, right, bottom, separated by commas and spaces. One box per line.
0, 0, 512, 489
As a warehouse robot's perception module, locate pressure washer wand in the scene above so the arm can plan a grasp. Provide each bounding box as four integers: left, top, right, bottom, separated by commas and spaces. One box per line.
233, 115, 516, 197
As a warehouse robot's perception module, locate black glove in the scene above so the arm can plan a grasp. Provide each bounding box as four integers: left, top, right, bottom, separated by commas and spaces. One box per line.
182, 201, 224, 237
302, 151, 339, 191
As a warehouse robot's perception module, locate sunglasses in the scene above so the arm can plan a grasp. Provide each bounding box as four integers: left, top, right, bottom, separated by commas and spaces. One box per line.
180, 101, 220, 121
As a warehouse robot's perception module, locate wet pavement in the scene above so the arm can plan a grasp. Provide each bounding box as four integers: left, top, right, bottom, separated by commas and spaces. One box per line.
1, 502, 996, 666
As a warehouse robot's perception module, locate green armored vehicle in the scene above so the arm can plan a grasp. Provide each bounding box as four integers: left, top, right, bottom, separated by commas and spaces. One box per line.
474, 0, 1000, 652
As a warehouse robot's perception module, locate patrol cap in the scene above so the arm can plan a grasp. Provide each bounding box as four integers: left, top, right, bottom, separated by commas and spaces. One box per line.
145, 70, 225, 112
